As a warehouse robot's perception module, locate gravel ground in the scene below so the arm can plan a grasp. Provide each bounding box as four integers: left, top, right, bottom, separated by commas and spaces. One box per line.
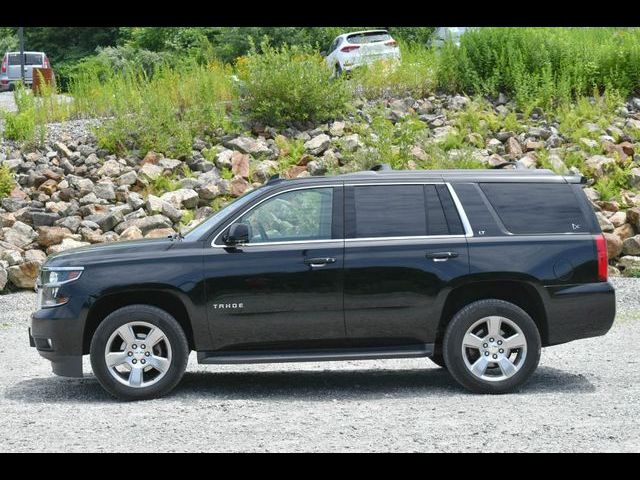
0, 278, 639, 452
0, 91, 18, 113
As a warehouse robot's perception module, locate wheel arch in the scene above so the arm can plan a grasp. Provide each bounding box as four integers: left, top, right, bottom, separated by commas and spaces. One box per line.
83, 289, 196, 354
436, 278, 549, 347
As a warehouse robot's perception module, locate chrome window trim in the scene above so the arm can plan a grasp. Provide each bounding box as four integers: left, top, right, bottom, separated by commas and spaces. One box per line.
345, 235, 466, 243
210, 180, 475, 248
446, 183, 474, 238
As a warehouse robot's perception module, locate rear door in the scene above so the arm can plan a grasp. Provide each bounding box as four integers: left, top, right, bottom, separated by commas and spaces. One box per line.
343, 183, 470, 346
7, 53, 44, 82
347, 31, 394, 62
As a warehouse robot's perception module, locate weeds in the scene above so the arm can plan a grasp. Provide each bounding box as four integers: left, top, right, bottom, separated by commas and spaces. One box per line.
0, 163, 15, 199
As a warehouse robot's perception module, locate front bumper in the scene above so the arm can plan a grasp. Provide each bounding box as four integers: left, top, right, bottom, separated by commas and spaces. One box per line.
544, 281, 616, 346
30, 301, 86, 378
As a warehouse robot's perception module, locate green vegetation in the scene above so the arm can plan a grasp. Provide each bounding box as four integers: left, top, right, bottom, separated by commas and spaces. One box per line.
237, 42, 351, 125
437, 27, 640, 110
0, 163, 15, 199
350, 42, 436, 99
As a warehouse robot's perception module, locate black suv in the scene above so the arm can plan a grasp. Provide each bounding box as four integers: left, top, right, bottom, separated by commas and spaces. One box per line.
30, 168, 615, 400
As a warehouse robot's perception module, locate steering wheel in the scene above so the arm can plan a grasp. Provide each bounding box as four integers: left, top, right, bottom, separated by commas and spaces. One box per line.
256, 222, 269, 242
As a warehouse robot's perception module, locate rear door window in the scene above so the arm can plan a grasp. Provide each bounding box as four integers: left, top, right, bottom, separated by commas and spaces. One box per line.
25, 53, 43, 65
480, 183, 588, 234
346, 184, 462, 238
7, 53, 43, 65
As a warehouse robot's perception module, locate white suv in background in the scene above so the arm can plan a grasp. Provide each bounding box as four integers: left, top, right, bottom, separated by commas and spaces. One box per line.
324, 30, 401, 76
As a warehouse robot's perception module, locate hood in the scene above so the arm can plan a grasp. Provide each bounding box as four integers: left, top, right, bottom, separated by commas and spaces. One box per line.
44, 237, 177, 268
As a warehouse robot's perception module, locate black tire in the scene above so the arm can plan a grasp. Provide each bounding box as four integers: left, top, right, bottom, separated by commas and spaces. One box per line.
334, 63, 343, 78
90, 305, 189, 401
442, 299, 541, 394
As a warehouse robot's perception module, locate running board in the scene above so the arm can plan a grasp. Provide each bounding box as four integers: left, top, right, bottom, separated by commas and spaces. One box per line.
197, 344, 434, 365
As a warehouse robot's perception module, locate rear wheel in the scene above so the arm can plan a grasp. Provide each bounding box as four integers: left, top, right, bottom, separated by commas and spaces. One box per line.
443, 299, 541, 394
90, 305, 189, 401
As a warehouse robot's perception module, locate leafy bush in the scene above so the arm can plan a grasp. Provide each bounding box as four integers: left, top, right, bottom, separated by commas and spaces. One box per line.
0, 163, 15, 199
237, 42, 351, 125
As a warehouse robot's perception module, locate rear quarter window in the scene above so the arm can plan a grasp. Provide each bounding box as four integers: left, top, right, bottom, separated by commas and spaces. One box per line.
480, 183, 588, 234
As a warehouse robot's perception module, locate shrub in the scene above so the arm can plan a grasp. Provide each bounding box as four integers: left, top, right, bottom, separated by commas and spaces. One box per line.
0, 164, 15, 199
237, 41, 351, 125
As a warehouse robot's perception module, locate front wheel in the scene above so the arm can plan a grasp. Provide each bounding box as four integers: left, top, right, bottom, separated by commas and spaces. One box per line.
90, 305, 189, 401
443, 299, 541, 394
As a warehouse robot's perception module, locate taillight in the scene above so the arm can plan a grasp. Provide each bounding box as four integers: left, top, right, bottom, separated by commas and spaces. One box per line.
1, 56, 6, 73
384, 40, 398, 47
595, 234, 608, 282
44, 56, 50, 69
340, 45, 360, 53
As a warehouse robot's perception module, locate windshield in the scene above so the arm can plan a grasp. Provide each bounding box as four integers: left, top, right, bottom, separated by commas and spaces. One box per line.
182, 187, 267, 241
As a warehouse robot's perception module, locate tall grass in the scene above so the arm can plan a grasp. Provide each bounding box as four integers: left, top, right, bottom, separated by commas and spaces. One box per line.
69, 60, 237, 157
437, 27, 640, 109
349, 41, 437, 99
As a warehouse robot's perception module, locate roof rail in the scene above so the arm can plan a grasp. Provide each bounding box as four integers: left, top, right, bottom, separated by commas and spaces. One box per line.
370, 164, 392, 172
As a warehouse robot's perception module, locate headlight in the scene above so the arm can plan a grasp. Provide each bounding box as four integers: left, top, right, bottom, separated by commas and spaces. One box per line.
37, 267, 84, 309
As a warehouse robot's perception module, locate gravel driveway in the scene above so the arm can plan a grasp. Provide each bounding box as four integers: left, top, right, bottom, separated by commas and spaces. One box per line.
1, 278, 639, 452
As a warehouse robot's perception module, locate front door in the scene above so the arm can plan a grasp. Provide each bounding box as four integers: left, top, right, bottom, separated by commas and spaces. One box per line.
204, 185, 345, 351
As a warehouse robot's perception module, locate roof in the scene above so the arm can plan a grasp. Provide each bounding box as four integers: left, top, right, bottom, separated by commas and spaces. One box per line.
267, 168, 584, 186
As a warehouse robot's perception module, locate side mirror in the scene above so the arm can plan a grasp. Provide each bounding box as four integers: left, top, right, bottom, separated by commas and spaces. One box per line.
224, 223, 250, 246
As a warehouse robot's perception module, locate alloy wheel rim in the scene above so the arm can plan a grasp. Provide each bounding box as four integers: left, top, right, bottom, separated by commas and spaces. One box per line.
461, 316, 527, 382
104, 321, 172, 388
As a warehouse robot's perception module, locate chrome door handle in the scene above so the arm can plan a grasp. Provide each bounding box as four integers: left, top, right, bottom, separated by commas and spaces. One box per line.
304, 257, 336, 267
425, 252, 459, 262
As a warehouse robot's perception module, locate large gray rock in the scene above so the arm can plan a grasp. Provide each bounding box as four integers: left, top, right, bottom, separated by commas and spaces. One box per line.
115, 215, 173, 235
146, 195, 183, 223
622, 235, 640, 256
94, 182, 116, 201
139, 163, 163, 181
223, 137, 271, 157
95, 209, 125, 232
47, 238, 91, 255
96, 159, 123, 177
585, 155, 616, 178
0, 267, 7, 291
7, 261, 40, 289
3, 221, 37, 248
160, 189, 199, 209
304, 134, 331, 155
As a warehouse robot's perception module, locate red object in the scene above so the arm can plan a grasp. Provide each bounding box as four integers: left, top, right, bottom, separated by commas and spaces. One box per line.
340, 45, 360, 53
1, 55, 6, 73
43, 55, 50, 69
384, 40, 398, 47
32, 68, 56, 94
595, 234, 608, 282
